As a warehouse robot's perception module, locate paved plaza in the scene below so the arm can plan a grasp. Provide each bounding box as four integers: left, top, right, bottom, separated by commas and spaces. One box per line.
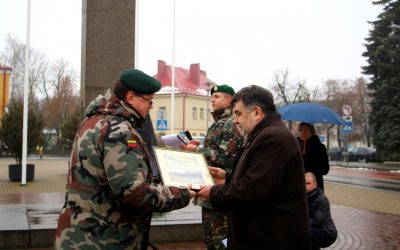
0, 157, 399, 249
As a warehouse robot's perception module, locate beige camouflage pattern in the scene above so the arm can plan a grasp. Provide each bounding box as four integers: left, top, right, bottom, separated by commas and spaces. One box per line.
196, 108, 242, 171
55, 94, 190, 250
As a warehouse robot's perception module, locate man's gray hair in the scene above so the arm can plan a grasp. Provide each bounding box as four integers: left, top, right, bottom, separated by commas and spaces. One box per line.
231, 85, 276, 113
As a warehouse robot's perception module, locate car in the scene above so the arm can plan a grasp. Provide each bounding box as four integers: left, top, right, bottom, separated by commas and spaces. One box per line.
342, 147, 382, 163
327, 147, 345, 161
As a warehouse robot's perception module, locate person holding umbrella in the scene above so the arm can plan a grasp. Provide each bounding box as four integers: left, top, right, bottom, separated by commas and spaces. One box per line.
297, 122, 330, 191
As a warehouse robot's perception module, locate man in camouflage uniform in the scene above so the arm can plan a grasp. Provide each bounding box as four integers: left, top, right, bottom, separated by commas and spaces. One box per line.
181, 84, 242, 250
55, 69, 196, 250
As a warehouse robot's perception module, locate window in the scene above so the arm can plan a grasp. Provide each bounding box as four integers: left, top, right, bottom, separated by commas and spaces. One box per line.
200, 108, 204, 120
193, 107, 197, 120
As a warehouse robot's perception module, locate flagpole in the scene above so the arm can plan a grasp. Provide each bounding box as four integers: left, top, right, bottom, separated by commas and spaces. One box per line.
21, 0, 31, 186
170, 0, 176, 134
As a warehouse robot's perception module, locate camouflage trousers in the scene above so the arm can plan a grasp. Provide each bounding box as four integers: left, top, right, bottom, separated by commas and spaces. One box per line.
202, 207, 228, 250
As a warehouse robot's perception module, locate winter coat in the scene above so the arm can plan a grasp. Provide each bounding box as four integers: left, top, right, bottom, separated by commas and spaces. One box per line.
210, 112, 310, 250
297, 135, 329, 190
307, 187, 337, 245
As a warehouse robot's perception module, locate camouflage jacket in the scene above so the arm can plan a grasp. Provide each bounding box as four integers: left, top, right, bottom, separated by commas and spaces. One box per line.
195, 107, 242, 208
55, 94, 190, 250
196, 107, 242, 170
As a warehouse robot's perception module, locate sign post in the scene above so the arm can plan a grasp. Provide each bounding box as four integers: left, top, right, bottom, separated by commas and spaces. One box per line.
157, 120, 168, 131
342, 105, 353, 134
157, 108, 168, 131
342, 116, 353, 133
342, 105, 352, 166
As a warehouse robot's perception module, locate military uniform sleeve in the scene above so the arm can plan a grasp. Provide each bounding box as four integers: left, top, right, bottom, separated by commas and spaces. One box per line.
102, 120, 190, 214
196, 118, 242, 169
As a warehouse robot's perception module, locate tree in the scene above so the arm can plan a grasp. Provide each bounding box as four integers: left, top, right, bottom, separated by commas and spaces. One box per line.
269, 68, 310, 131
1, 33, 80, 156
0, 98, 44, 166
353, 78, 372, 147
40, 59, 79, 154
60, 105, 84, 150
320, 79, 343, 149
362, 0, 400, 161
319, 78, 373, 149
270, 68, 309, 106
0, 34, 48, 102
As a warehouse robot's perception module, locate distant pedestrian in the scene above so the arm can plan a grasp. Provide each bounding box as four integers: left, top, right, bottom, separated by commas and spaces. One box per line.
38, 146, 43, 159
297, 122, 329, 191
306, 172, 337, 250
55, 69, 196, 250
36, 145, 44, 159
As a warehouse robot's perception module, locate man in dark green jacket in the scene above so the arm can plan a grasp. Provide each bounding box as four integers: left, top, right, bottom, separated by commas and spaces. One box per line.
181, 84, 242, 250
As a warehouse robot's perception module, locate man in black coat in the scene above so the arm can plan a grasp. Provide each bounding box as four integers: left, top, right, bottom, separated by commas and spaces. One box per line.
306, 172, 337, 250
197, 85, 310, 250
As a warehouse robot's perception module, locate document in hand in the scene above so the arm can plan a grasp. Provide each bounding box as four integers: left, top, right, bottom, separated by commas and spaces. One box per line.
161, 134, 186, 148
153, 147, 214, 190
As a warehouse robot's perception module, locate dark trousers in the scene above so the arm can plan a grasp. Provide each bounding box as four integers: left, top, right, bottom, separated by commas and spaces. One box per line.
310, 227, 336, 250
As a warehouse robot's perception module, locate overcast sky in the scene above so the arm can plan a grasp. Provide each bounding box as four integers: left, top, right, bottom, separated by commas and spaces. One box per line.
0, 0, 382, 92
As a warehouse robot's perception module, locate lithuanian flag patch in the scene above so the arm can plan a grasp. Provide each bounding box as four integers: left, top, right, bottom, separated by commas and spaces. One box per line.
127, 139, 137, 148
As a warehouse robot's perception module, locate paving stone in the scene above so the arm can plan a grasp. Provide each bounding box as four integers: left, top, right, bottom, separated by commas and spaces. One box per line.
326, 205, 400, 249
0, 157, 399, 249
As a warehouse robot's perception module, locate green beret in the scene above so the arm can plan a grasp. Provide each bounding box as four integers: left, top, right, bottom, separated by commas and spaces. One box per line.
119, 69, 161, 94
210, 84, 235, 96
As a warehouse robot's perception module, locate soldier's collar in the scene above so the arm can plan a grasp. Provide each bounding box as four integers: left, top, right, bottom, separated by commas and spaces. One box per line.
211, 106, 232, 120
119, 100, 146, 127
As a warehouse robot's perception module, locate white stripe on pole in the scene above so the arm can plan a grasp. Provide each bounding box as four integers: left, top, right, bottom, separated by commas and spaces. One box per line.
21, 0, 31, 186
170, 0, 176, 134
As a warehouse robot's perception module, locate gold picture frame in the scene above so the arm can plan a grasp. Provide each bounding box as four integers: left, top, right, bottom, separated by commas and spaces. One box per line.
153, 147, 214, 190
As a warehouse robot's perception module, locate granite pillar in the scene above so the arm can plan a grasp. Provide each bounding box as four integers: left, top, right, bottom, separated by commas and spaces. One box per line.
81, 0, 136, 107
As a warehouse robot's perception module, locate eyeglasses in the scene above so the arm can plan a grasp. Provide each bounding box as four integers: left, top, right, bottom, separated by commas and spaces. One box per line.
136, 94, 153, 106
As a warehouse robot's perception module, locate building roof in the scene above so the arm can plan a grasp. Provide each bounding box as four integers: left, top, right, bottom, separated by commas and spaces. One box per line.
0, 64, 13, 71
155, 60, 215, 95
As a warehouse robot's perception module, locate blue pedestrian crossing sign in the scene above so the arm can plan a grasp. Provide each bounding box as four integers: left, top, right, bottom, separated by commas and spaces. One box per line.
342, 116, 352, 133
157, 120, 168, 131
343, 122, 352, 133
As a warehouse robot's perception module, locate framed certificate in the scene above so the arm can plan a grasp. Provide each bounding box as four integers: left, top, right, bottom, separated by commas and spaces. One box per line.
153, 147, 214, 190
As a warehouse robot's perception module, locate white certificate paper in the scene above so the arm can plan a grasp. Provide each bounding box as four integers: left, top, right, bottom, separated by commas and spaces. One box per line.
153, 147, 214, 190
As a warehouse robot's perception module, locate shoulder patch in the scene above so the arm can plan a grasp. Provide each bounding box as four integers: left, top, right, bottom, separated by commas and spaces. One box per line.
127, 139, 138, 148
